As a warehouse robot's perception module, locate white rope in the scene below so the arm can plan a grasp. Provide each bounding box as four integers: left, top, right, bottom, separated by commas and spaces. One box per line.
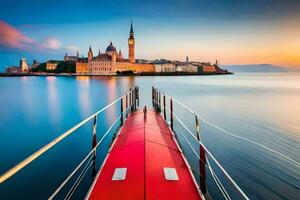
162, 92, 300, 168
207, 159, 231, 200
172, 121, 231, 200
173, 123, 231, 200
64, 159, 94, 200
48, 116, 121, 200
0, 89, 135, 184
171, 111, 249, 200
199, 117, 300, 168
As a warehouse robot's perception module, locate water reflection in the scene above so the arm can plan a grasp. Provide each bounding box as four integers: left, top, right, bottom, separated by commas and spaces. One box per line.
104, 78, 118, 125
76, 76, 91, 118
46, 76, 61, 125
0, 74, 299, 200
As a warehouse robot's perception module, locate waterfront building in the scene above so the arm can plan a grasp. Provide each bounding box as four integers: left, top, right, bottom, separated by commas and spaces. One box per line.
64, 51, 79, 61
46, 61, 60, 70
5, 66, 20, 73
192, 63, 216, 73
20, 58, 29, 72
77, 22, 155, 75
154, 63, 176, 72
6, 58, 29, 73
76, 58, 89, 74
176, 63, 197, 72
203, 65, 216, 72
32, 60, 40, 68
88, 46, 93, 62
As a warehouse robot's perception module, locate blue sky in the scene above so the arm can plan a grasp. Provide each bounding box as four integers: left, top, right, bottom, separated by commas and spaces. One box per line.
1, 0, 300, 70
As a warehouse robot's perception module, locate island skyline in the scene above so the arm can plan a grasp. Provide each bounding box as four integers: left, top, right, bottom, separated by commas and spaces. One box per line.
1, 0, 300, 70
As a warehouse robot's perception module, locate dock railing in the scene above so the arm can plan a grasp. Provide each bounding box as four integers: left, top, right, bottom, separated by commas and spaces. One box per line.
152, 87, 249, 200
0, 86, 139, 200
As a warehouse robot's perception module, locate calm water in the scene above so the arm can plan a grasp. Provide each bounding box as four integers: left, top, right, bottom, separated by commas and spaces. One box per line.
0, 73, 299, 200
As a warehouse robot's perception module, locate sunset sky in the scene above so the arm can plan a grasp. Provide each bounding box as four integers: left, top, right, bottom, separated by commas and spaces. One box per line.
1, 0, 300, 69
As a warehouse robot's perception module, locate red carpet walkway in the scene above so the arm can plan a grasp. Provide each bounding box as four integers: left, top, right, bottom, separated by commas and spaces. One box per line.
87, 109, 202, 200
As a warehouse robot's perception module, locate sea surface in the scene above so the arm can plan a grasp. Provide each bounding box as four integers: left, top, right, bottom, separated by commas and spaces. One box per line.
0, 73, 299, 200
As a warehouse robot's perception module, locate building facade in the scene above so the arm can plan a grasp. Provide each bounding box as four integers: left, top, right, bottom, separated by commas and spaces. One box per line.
6, 58, 29, 73
20, 58, 29, 72
176, 63, 197, 72
46, 61, 59, 70
154, 63, 176, 72
76, 58, 89, 74
64, 51, 79, 61
202, 65, 216, 73
76, 22, 155, 75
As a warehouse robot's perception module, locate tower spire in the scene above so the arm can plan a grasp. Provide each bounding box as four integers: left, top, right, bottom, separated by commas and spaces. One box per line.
130, 20, 134, 34
128, 20, 135, 63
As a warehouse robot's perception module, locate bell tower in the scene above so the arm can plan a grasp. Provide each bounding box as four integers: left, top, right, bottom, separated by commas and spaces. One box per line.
128, 21, 135, 63
88, 45, 93, 61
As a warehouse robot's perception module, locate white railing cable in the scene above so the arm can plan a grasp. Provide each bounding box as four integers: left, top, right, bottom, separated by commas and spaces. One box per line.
161, 102, 242, 200
172, 121, 231, 200
48, 115, 121, 200
64, 159, 94, 200
164, 93, 300, 168
170, 110, 249, 200
0, 89, 134, 184
207, 159, 231, 200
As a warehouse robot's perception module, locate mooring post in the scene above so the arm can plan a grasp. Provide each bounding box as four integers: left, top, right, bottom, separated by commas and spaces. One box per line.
170, 98, 174, 131
153, 88, 156, 108
195, 113, 206, 194
133, 87, 136, 111
152, 86, 154, 106
120, 97, 124, 125
158, 91, 161, 112
129, 88, 132, 112
153, 88, 156, 107
195, 114, 200, 141
163, 94, 166, 120
132, 87, 135, 111
136, 86, 139, 107
125, 92, 128, 118
92, 115, 97, 159
156, 89, 159, 111
143, 106, 147, 121
200, 144, 207, 195
92, 114, 98, 179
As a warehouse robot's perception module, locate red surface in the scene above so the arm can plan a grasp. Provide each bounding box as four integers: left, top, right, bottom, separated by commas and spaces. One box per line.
88, 110, 202, 200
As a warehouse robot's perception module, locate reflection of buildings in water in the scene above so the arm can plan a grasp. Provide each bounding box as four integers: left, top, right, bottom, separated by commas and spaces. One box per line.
104, 78, 118, 125
76, 76, 90, 81
76, 76, 91, 118
128, 76, 135, 89
46, 76, 61, 125
75, 76, 134, 126
115, 76, 136, 94
20, 76, 29, 81
19, 76, 36, 121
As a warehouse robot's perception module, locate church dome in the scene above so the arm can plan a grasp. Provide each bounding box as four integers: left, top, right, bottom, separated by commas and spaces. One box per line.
106, 42, 116, 52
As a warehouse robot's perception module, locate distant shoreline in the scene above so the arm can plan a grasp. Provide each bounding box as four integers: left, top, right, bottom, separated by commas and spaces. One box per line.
0, 72, 233, 77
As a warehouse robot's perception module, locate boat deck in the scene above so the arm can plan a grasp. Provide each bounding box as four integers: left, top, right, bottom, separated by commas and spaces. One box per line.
87, 109, 202, 200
